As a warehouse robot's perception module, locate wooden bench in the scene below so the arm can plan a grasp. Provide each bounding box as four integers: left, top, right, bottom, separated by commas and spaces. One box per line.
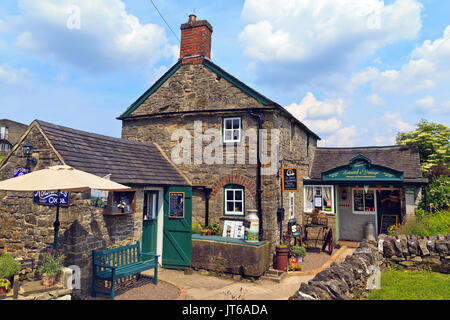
92, 242, 159, 300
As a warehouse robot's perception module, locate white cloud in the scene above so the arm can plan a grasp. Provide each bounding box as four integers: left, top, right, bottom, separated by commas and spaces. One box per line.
416, 95, 435, 108
366, 93, 385, 106
320, 126, 361, 147
370, 112, 413, 145
0, 64, 30, 84
349, 25, 450, 94
285, 92, 345, 134
239, 0, 423, 86
10, 0, 177, 73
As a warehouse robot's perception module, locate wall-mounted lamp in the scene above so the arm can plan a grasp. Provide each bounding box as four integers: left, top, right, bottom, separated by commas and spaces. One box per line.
23, 143, 37, 167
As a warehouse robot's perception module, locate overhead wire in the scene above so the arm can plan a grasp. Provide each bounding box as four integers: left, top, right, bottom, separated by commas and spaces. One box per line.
150, 0, 180, 43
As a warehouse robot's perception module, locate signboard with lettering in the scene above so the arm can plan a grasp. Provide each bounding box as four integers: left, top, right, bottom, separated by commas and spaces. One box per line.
322, 155, 403, 182
169, 192, 185, 218
14, 167, 30, 178
282, 167, 299, 192
33, 191, 69, 206
380, 214, 399, 234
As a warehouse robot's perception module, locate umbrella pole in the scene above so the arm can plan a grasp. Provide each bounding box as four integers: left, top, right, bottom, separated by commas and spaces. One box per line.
53, 190, 61, 255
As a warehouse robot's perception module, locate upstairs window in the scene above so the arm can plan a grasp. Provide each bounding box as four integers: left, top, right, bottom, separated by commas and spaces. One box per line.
223, 117, 241, 143
0, 127, 6, 140
224, 184, 245, 216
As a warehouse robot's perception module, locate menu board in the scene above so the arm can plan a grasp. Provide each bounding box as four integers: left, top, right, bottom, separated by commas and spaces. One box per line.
169, 192, 184, 218
282, 167, 298, 192
380, 214, 398, 234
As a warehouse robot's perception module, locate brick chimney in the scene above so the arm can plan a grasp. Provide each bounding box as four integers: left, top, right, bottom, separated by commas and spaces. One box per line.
180, 15, 213, 64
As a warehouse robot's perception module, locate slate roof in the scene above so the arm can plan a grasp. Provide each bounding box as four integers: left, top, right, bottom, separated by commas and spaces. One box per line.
37, 120, 190, 186
308, 145, 427, 184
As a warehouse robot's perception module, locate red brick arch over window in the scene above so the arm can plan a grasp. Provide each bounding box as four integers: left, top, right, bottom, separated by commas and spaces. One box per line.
211, 173, 256, 199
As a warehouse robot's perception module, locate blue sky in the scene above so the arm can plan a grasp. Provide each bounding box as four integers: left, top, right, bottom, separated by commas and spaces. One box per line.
0, 0, 449, 147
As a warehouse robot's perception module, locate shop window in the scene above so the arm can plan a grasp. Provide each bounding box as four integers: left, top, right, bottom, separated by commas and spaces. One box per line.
102, 191, 136, 215
304, 185, 334, 214
224, 184, 245, 216
352, 189, 376, 214
223, 117, 241, 143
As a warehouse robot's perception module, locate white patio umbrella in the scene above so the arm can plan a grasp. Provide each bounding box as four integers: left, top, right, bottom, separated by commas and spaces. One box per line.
0, 165, 131, 253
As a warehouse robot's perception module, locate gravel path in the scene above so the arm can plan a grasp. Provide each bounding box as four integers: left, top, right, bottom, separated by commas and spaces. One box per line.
92, 276, 180, 300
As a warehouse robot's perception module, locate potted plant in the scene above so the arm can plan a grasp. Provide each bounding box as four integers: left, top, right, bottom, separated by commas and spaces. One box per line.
0, 253, 20, 294
291, 245, 306, 263
208, 222, 220, 236
38, 250, 65, 287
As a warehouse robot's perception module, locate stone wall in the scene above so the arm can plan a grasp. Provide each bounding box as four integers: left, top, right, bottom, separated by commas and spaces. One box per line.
291, 233, 450, 300
0, 119, 28, 156
121, 63, 318, 254
290, 240, 384, 300
0, 125, 143, 296
378, 233, 450, 273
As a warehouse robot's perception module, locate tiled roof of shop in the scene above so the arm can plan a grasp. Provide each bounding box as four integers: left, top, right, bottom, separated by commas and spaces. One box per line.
37, 120, 190, 186
309, 145, 427, 183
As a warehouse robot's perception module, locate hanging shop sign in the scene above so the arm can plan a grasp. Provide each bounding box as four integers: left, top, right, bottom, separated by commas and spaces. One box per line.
282, 167, 299, 192
33, 191, 69, 206
169, 192, 185, 218
322, 155, 403, 182
14, 167, 30, 177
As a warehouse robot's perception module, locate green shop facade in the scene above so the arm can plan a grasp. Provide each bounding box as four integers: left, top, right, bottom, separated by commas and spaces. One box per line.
304, 146, 428, 242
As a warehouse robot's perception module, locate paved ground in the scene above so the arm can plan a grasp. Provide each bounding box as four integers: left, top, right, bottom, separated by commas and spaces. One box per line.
96, 245, 357, 300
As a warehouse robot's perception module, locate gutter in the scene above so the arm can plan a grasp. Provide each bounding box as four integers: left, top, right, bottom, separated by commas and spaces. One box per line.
248, 109, 263, 240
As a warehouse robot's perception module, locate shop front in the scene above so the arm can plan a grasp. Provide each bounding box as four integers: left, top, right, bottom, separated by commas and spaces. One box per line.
304, 147, 428, 242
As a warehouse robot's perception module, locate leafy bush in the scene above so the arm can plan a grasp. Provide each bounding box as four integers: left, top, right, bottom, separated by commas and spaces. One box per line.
420, 175, 450, 212
0, 254, 20, 279
0, 278, 10, 290
392, 209, 450, 237
291, 245, 306, 258
192, 223, 203, 235
38, 250, 65, 277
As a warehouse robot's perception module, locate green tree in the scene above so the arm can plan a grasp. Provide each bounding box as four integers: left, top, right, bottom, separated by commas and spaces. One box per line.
396, 119, 449, 174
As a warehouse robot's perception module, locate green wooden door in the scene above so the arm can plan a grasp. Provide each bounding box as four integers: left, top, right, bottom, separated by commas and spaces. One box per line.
162, 186, 192, 269
142, 190, 159, 260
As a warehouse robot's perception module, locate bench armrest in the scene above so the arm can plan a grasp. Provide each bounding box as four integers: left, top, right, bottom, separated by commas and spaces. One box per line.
141, 253, 160, 258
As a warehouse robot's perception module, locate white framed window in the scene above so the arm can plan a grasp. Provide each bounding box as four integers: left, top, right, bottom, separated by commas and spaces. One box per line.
224, 185, 244, 216
304, 185, 335, 214
352, 188, 377, 214
223, 117, 242, 143
0, 127, 6, 140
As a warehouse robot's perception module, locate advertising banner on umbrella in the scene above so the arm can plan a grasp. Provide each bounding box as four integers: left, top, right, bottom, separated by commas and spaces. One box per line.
33, 191, 69, 206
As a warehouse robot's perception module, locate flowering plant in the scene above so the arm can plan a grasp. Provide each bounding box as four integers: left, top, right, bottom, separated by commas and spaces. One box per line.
0, 278, 10, 290
38, 250, 65, 277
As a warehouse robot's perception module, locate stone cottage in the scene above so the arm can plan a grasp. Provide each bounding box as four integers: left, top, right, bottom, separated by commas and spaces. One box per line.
118, 15, 322, 253
0, 119, 28, 157
0, 120, 191, 295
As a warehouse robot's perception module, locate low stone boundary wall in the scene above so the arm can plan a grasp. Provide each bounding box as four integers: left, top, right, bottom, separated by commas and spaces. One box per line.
290, 240, 383, 300
378, 234, 450, 274
291, 233, 450, 300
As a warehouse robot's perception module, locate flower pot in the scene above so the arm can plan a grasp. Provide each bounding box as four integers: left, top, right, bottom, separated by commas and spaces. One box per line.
41, 274, 56, 287
0, 287, 7, 295
296, 256, 303, 263
275, 246, 289, 271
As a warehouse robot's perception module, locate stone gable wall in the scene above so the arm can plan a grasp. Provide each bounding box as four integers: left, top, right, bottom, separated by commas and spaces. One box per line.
0, 125, 143, 296
122, 63, 319, 256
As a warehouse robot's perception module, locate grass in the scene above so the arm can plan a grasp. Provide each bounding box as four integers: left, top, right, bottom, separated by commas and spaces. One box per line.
367, 269, 450, 300
391, 209, 450, 237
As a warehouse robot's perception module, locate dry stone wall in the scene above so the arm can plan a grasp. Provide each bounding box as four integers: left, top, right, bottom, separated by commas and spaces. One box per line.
291, 233, 450, 300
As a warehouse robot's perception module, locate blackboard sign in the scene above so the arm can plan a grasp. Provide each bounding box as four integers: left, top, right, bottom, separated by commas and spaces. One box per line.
282, 167, 298, 192
169, 192, 185, 218
380, 214, 398, 234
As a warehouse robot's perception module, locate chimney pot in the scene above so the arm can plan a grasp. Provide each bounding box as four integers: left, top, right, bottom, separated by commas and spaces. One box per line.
180, 16, 213, 63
